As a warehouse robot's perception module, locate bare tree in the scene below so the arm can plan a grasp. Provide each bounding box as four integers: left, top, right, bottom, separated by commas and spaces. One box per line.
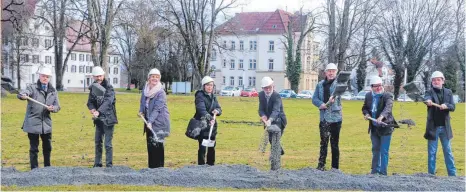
154, 0, 237, 88
454, 0, 465, 97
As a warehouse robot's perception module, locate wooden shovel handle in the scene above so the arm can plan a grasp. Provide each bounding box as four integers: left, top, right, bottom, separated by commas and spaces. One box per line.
25, 96, 49, 108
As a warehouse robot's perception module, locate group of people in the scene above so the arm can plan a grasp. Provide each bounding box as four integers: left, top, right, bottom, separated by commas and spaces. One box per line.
17, 63, 457, 176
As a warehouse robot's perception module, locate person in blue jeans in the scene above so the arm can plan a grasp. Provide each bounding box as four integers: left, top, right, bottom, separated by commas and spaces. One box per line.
424, 71, 456, 176
362, 76, 397, 175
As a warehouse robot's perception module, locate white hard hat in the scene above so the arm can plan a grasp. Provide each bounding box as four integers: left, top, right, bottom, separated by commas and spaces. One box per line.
261, 76, 274, 87
325, 63, 338, 71
37, 66, 52, 76
431, 71, 444, 80
92, 66, 105, 76
370, 76, 383, 85
201, 76, 214, 86
148, 68, 161, 78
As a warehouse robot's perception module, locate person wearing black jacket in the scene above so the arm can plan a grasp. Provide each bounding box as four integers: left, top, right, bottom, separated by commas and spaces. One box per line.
258, 76, 287, 155
87, 66, 118, 168
194, 76, 222, 165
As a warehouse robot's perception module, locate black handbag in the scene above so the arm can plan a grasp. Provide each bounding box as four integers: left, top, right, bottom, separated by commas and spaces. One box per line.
186, 94, 216, 140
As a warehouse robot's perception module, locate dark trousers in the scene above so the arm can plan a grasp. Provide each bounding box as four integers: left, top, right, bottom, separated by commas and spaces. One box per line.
94, 121, 114, 167
146, 126, 164, 168
318, 121, 342, 169
28, 133, 52, 170
268, 127, 285, 155
198, 136, 216, 165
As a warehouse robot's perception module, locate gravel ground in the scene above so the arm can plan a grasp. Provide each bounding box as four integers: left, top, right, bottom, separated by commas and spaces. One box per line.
2, 165, 464, 190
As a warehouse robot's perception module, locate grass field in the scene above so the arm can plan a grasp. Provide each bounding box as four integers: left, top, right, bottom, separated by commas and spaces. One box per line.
1, 92, 464, 190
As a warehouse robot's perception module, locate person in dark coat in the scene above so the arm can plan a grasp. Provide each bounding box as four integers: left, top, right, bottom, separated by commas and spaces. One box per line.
424, 71, 456, 176
87, 66, 118, 168
194, 76, 222, 165
258, 76, 287, 154
138, 68, 170, 168
362, 76, 397, 175
17, 66, 61, 170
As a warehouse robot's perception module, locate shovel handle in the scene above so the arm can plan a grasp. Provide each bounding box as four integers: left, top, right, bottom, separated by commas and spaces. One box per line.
25, 96, 49, 108
367, 117, 388, 126
138, 114, 159, 141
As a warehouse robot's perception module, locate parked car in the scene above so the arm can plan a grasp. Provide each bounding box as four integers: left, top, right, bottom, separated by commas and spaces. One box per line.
220, 86, 242, 97
340, 91, 353, 100
453, 94, 462, 103
354, 90, 370, 100
240, 87, 258, 97
296, 90, 313, 99
397, 93, 413, 102
279, 89, 297, 98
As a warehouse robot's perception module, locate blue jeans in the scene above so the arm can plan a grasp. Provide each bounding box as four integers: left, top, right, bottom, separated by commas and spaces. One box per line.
428, 126, 456, 176
370, 132, 392, 175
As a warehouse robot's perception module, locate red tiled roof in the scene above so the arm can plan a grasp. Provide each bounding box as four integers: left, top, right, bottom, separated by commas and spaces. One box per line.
65, 20, 118, 55
216, 9, 304, 35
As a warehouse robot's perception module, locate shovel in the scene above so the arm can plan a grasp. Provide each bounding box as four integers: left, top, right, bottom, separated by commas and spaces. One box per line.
324, 71, 351, 107
202, 113, 217, 162
138, 113, 159, 142
366, 116, 400, 128
403, 82, 442, 108
24, 95, 49, 108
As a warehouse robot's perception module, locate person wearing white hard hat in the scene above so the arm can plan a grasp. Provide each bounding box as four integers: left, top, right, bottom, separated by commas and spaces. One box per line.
87, 66, 118, 167
423, 71, 456, 176
17, 66, 61, 169
311, 63, 343, 171
258, 76, 287, 155
362, 76, 397, 175
191, 76, 222, 165
138, 68, 170, 168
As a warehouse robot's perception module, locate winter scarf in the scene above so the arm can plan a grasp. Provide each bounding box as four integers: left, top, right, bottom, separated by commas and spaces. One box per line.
144, 82, 163, 107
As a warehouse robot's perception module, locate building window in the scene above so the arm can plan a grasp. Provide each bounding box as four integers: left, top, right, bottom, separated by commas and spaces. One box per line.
223, 41, 227, 48
269, 41, 274, 51
239, 41, 244, 50
32, 38, 39, 47
113, 78, 118, 84
253, 59, 256, 69
114, 67, 118, 74
239, 59, 243, 69
71, 65, 76, 73
211, 49, 217, 61
90, 66, 93, 73
231, 41, 235, 50
223, 59, 226, 68
86, 54, 90, 61
366, 79, 370, 87
248, 77, 252, 86
306, 56, 311, 71
45, 39, 52, 47
79, 65, 84, 73
32, 55, 39, 63
68, 79, 70, 84
108, 56, 111, 63
230, 59, 235, 69
252, 77, 256, 86
86, 66, 90, 73
222, 76, 226, 84
81, 80, 84, 84
21, 37, 28, 46
249, 41, 257, 50
230, 76, 234, 86
268, 59, 274, 70
45, 56, 52, 64
79, 54, 84, 61
20, 54, 29, 62
238, 76, 243, 86
71, 53, 76, 61
114, 57, 118, 63
210, 65, 216, 77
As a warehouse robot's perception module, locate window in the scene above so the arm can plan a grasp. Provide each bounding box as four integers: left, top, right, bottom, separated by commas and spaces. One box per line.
45, 56, 52, 64
79, 54, 84, 61
86, 66, 90, 73
81, 80, 84, 84
211, 49, 217, 61
21, 37, 28, 46
71, 65, 76, 73
45, 39, 51, 47
222, 76, 226, 84
268, 59, 274, 70
239, 41, 244, 50
248, 77, 252, 86
249, 41, 253, 50
32, 55, 39, 63
249, 41, 257, 50
269, 41, 274, 51
230, 76, 234, 86
223, 41, 227, 48
252, 77, 256, 86
79, 65, 84, 73
20, 54, 29, 62
68, 79, 70, 84
31, 74, 35, 83
114, 57, 118, 63
272, 24, 277, 28
239, 59, 243, 69
71, 53, 76, 61
210, 65, 216, 77
366, 79, 370, 87
306, 56, 311, 71
230, 59, 235, 69
231, 41, 235, 50
114, 67, 118, 74
253, 59, 256, 69
32, 38, 39, 47
108, 56, 111, 63
223, 59, 226, 68
86, 54, 90, 61
238, 77, 243, 86
113, 78, 118, 84
90, 66, 93, 73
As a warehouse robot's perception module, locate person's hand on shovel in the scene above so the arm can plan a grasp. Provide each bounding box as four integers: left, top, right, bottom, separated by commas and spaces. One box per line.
425, 100, 433, 107
376, 115, 384, 124
440, 104, 448, 110
364, 114, 370, 120
261, 115, 268, 124
19, 94, 28, 100
138, 112, 144, 117
328, 96, 335, 103
93, 111, 99, 118
47, 105, 54, 112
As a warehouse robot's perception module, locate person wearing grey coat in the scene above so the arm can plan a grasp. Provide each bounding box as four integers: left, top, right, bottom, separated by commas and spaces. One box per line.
17, 68, 61, 170
138, 68, 170, 168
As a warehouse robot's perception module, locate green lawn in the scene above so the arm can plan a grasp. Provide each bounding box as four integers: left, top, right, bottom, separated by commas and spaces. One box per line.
1, 92, 464, 190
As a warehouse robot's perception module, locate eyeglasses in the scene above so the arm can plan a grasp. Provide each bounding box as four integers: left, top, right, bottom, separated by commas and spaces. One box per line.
371, 84, 383, 88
